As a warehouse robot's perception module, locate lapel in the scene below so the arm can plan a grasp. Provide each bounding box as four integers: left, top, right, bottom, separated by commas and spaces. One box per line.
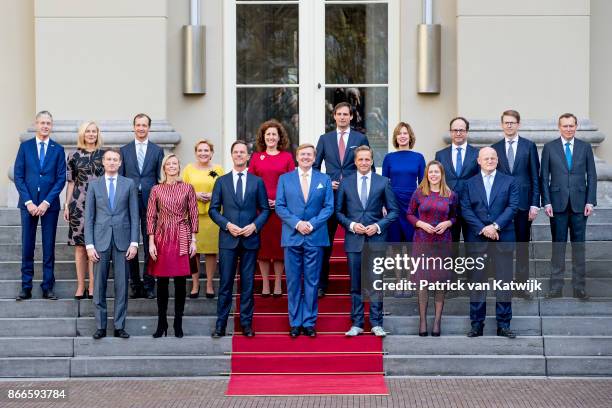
570, 139, 581, 171
445, 147, 457, 177
488, 173, 502, 207
364, 174, 378, 209
554, 139, 570, 171
226, 173, 240, 207
475, 175, 488, 208
305, 171, 321, 205
112, 176, 126, 212
98, 176, 111, 212
29, 139, 41, 172
463, 145, 477, 177
327, 132, 341, 167
141, 141, 155, 174
496, 141, 510, 174
343, 131, 357, 165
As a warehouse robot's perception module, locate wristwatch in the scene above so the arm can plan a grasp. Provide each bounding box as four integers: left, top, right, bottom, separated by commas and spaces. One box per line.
492, 222, 500, 231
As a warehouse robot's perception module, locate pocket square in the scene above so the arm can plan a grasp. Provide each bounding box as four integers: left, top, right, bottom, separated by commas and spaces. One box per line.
349, 145, 358, 149
317, 183, 324, 189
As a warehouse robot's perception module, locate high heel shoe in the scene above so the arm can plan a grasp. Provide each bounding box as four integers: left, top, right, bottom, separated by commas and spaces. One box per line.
419, 331, 429, 337
189, 286, 200, 299
205, 290, 215, 299
174, 318, 184, 338
432, 321, 441, 337
152, 320, 168, 338
86, 289, 93, 299
74, 289, 86, 300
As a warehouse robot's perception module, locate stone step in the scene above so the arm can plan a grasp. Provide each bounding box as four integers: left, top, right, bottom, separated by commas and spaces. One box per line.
70, 355, 230, 377
76, 316, 222, 337
383, 335, 543, 355
0, 337, 74, 357
539, 298, 612, 316
0, 299, 78, 318
533, 208, 612, 224
546, 356, 612, 376
542, 317, 612, 336
384, 355, 546, 376
0, 357, 71, 378
74, 336, 231, 357
78, 297, 219, 317
0, 209, 67, 226
527, 224, 612, 241
0, 225, 69, 243
384, 316, 541, 336
544, 336, 612, 356
531, 241, 611, 260
0, 318, 76, 337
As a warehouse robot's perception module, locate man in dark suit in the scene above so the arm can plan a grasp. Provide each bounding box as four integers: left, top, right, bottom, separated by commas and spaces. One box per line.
85, 149, 139, 339
119, 113, 164, 299
461, 147, 519, 338
276, 143, 334, 337
209, 140, 270, 338
491, 110, 540, 300
314, 102, 372, 297
541, 113, 597, 300
434, 117, 480, 242
336, 146, 398, 337
14, 111, 66, 300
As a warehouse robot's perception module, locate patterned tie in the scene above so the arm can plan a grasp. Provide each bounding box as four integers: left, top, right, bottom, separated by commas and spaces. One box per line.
39, 142, 46, 169
455, 147, 463, 175
360, 175, 368, 208
565, 142, 572, 169
108, 177, 115, 211
301, 173, 309, 202
338, 131, 346, 164
236, 172, 244, 204
507, 140, 515, 173
137, 142, 145, 173
485, 174, 492, 206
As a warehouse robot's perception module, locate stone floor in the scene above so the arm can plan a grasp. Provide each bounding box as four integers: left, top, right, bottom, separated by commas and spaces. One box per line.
1, 377, 611, 407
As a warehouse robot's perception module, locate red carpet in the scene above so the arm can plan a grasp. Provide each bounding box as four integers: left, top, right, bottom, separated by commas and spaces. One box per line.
226, 229, 388, 396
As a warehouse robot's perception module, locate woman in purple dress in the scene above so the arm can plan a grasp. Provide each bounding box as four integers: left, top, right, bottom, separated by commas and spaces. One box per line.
407, 160, 458, 337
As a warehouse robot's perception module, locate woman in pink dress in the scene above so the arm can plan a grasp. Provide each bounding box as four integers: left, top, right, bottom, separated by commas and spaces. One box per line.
407, 160, 458, 337
147, 154, 198, 338
249, 120, 295, 296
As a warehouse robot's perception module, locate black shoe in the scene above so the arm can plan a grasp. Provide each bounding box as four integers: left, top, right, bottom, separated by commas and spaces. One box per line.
467, 325, 484, 338
87, 289, 93, 299
573, 289, 589, 300
42, 290, 58, 300
289, 326, 301, 338
16, 289, 32, 301
317, 288, 325, 298
545, 289, 563, 299
113, 329, 130, 338
174, 320, 184, 338
189, 287, 200, 299
418, 331, 428, 337
497, 327, 516, 339
152, 321, 168, 338
242, 326, 255, 337
211, 328, 226, 338
513, 289, 533, 300
146, 289, 156, 299
93, 329, 106, 339
303, 327, 316, 337
205, 291, 215, 299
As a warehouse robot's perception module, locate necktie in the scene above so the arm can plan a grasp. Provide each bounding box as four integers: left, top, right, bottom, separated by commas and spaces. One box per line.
455, 147, 463, 175
301, 173, 309, 202
507, 140, 515, 173
137, 143, 145, 173
39, 142, 46, 169
108, 177, 115, 211
565, 142, 572, 169
338, 131, 346, 164
360, 175, 368, 208
236, 173, 244, 204
485, 175, 492, 206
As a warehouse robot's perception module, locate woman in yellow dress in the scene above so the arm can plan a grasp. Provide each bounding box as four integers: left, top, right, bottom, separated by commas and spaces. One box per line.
183, 139, 224, 298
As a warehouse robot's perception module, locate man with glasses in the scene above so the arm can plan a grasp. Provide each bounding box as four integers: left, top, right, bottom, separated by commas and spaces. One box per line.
491, 110, 540, 300
434, 117, 480, 242
541, 113, 596, 300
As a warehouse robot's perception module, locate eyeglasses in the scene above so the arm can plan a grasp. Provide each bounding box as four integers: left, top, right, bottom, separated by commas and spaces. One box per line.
450, 129, 467, 134
503, 122, 518, 127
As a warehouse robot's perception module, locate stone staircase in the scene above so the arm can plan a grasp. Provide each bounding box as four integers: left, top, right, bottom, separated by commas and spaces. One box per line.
0, 208, 611, 378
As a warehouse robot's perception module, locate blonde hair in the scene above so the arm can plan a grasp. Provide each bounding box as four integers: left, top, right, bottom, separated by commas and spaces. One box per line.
76, 121, 103, 150
194, 139, 215, 153
295, 143, 316, 156
392, 122, 416, 149
159, 153, 181, 184
418, 160, 452, 198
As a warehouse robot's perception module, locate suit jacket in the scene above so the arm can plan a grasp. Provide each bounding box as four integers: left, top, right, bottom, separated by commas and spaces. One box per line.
119, 140, 164, 207
434, 144, 480, 197
14, 137, 66, 211
540, 137, 597, 213
313, 129, 373, 181
492, 136, 540, 210
275, 169, 334, 247
460, 172, 519, 246
84, 175, 140, 252
208, 172, 270, 250
335, 172, 399, 252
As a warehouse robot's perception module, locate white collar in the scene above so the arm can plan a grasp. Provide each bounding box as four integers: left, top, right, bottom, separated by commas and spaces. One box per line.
336, 128, 350, 136
232, 168, 247, 177
505, 135, 519, 144
36, 136, 49, 145
481, 170, 496, 179
358, 171, 372, 179
452, 143, 467, 150
105, 173, 118, 180
135, 138, 149, 145
298, 167, 312, 177
561, 137, 574, 145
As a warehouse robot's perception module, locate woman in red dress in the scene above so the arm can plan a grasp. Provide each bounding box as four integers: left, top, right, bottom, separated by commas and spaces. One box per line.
147, 154, 198, 338
407, 160, 458, 337
249, 120, 295, 296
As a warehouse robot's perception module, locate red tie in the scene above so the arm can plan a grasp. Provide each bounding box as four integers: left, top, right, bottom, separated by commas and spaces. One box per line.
338, 131, 346, 164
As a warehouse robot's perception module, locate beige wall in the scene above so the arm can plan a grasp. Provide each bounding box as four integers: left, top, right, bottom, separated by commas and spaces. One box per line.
167, 0, 224, 169
457, 0, 590, 119
400, 0, 457, 161
34, 0, 167, 119
0, 0, 35, 206
590, 0, 612, 162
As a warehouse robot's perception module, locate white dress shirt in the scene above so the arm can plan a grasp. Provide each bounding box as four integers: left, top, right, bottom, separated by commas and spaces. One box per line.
349, 171, 381, 234
232, 169, 247, 197
24, 137, 51, 207
561, 136, 574, 154
135, 138, 148, 155
451, 143, 467, 170
505, 136, 519, 157
336, 128, 350, 147
295, 167, 313, 230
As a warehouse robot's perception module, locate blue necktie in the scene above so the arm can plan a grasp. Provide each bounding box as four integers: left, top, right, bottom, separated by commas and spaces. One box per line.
485, 175, 492, 206
360, 175, 368, 208
108, 177, 115, 211
565, 142, 572, 169
455, 147, 463, 175
236, 173, 244, 204
39, 142, 46, 168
